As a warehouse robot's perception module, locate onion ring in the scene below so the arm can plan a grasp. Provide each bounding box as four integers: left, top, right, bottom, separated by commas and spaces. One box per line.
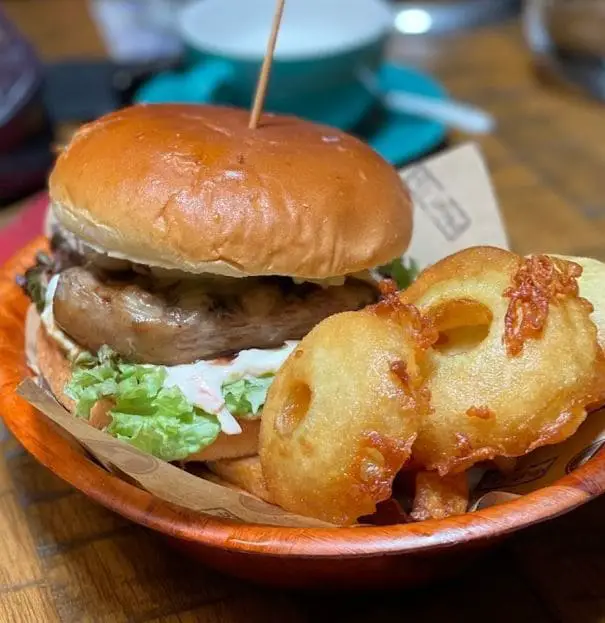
550, 255, 605, 352
400, 246, 604, 475
206, 455, 273, 503
259, 300, 435, 525
411, 471, 469, 521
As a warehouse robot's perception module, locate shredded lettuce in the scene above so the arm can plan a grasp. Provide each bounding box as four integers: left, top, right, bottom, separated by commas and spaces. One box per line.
377, 256, 419, 290
65, 347, 220, 462
222, 375, 274, 418
65, 346, 279, 461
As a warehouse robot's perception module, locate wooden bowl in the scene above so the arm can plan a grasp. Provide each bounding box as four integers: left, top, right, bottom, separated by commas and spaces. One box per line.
2, 239, 605, 589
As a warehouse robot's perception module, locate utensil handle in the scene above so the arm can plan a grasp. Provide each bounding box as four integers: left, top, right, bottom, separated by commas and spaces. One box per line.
383, 90, 496, 135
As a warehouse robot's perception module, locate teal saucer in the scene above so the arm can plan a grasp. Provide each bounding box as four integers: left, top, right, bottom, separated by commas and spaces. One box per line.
358, 62, 448, 166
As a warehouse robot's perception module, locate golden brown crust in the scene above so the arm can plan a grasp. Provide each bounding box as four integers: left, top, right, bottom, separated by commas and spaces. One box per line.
35, 326, 260, 461
401, 246, 520, 301
49, 104, 412, 279
186, 420, 259, 462
259, 308, 427, 525
400, 246, 602, 475
36, 325, 76, 412
411, 471, 469, 521
206, 455, 273, 503
503, 255, 585, 357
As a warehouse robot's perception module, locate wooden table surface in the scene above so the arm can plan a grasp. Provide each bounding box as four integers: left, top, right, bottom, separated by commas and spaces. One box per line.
2, 1, 605, 621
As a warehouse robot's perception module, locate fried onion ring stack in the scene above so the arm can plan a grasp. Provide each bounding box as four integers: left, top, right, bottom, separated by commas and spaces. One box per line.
254, 247, 605, 526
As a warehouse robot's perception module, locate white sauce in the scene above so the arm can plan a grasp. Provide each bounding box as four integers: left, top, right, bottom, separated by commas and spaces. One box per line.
41, 275, 298, 436
164, 341, 298, 435
41, 275, 83, 360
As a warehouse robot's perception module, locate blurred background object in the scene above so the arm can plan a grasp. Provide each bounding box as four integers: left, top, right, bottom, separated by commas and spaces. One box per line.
391, 0, 521, 35
0, 7, 54, 206
42, 57, 183, 124
0, 0, 502, 179
3, 0, 604, 252
128, 0, 497, 165
89, 0, 188, 62
139, 0, 395, 130
523, 0, 605, 101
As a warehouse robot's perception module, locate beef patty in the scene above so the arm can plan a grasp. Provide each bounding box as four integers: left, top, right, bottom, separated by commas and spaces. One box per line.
53, 266, 378, 365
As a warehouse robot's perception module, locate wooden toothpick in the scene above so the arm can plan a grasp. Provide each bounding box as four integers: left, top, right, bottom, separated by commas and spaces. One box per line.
248, 0, 286, 130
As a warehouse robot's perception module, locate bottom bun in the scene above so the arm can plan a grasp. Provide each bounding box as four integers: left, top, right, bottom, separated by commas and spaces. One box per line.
35, 326, 260, 462
206, 455, 273, 503
186, 420, 259, 462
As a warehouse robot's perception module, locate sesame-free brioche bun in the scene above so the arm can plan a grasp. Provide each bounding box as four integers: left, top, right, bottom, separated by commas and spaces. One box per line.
35, 325, 260, 462
48, 104, 413, 279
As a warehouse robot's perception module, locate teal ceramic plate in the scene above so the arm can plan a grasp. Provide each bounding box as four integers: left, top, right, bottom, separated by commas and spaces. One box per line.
359, 62, 448, 166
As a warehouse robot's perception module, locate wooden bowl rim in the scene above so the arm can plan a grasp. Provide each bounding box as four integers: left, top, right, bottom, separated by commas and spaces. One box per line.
2, 240, 605, 559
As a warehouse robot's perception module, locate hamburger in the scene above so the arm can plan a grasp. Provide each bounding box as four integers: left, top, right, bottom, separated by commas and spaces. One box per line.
19, 104, 414, 464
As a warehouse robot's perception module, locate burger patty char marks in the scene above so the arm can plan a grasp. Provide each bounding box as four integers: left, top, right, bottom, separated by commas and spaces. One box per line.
53, 267, 378, 365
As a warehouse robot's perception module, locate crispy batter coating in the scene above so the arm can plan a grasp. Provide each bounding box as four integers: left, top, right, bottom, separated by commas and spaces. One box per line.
550, 254, 605, 412
259, 304, 434, 525
411, 471, 469, 521
257, 248, 605, 524
503, 255, 584, 356
206, 455, 273, 503
401, 246, 604, 475
551, 255, 605, 352
466, 405, 494, 420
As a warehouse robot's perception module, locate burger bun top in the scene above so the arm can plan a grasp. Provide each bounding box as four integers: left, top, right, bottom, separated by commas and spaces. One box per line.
49, 104, 413, 279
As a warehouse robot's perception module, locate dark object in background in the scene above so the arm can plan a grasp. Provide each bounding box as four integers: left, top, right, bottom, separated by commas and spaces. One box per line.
42, 61, 122, 124
42, 57, 183, 125
523, 1, 605, 103
0, 15, 182, 208
0, 8, 54, 206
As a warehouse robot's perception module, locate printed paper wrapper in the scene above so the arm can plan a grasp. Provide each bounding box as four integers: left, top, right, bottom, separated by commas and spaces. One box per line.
11, 142, 605, 527
470, 409, 605, 510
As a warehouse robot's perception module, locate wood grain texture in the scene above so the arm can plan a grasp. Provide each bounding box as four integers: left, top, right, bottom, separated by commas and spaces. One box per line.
2, 1, 605, 620
0, 586, 58, 623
